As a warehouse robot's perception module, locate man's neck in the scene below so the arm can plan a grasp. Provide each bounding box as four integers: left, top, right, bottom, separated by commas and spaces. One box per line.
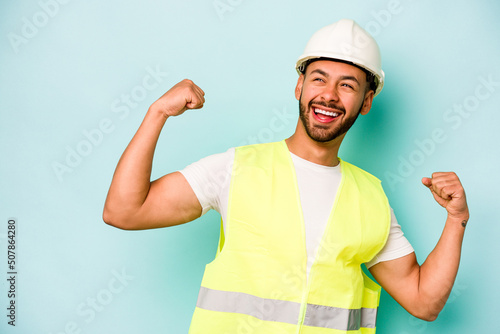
285, 133, 343, 167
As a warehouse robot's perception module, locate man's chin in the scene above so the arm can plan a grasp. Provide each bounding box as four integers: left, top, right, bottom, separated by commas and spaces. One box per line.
306, 128, 342, 143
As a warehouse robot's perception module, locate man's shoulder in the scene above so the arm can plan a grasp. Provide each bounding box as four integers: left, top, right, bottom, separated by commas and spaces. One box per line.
234, 141, 284, 159
341, 159, 382, 185
235, 141, 282, 151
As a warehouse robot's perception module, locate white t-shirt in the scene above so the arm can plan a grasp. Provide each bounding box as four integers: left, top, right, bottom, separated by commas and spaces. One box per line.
180, 147, 414, 275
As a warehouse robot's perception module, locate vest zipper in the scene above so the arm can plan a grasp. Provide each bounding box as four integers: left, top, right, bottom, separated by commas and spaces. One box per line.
296, 269, 316, 333
282, 141, 310, 334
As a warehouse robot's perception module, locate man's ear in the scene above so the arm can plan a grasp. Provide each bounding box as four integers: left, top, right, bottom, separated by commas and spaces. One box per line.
295, 74, 304, 101
360, 90, 374, 115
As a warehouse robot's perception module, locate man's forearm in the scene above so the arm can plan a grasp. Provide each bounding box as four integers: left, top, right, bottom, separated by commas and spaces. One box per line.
417, 214, 467, 319
103, 106, 168, 226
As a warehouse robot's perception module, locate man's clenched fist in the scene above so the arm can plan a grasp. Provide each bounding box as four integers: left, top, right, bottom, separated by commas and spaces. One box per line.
150, 79, 205, 118
422, 172, 469, 221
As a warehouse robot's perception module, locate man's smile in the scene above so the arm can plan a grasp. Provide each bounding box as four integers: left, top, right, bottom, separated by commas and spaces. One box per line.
311, 104, 343, 123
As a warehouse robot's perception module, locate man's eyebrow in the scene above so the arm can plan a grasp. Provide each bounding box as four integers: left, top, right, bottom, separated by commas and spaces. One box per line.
339, 75, 360, 84
309, 69, 329, 78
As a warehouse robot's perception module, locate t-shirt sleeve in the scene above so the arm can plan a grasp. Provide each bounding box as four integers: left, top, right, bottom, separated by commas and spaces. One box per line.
365, 208, 414, 268
178, 148, 234, 216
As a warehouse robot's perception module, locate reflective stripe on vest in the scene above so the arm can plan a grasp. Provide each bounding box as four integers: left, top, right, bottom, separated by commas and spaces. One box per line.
196, 286, 377, 331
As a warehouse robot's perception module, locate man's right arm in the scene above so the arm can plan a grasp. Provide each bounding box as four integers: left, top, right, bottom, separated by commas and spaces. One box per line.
103, 79, 205, 230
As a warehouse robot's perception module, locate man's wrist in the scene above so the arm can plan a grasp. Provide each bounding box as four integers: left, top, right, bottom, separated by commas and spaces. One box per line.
446, 213, 469, 229
147, 104, 170, 121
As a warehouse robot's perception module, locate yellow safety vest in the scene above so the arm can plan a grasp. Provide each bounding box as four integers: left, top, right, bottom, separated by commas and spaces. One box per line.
189, 141, 391, 333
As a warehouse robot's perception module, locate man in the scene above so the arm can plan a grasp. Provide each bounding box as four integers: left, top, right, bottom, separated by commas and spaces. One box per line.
103, 19, 469, 333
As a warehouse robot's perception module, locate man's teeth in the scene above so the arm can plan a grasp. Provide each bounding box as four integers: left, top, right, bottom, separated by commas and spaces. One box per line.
314, 108, 339, 117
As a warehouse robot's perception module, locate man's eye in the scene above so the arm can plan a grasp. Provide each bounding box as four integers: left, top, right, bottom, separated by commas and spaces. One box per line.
341, 83, 353, 89
314, 78, 324, 82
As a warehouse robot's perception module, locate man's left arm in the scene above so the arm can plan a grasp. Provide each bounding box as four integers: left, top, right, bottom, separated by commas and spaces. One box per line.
369, 172, 469, 321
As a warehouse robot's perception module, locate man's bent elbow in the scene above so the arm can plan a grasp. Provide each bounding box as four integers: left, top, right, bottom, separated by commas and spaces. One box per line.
102, 209, 120, 229
409, 304, 441, 322
102, 208, 134, 230
413, 312, 439, 322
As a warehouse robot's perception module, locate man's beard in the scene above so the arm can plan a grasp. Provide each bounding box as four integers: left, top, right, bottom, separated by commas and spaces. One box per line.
298, 95, 362, 143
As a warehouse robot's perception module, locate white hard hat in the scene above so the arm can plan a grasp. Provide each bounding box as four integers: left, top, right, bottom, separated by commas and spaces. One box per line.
296, 19, 385, 96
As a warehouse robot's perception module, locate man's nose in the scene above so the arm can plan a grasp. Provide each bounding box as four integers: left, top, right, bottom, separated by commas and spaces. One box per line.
319, 84, 339, 102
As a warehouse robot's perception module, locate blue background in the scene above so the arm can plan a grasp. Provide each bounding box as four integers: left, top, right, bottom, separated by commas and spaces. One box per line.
1, 0, 499, 333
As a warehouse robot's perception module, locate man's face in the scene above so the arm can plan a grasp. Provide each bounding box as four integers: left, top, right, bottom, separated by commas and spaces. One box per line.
295, 60, 374, 143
